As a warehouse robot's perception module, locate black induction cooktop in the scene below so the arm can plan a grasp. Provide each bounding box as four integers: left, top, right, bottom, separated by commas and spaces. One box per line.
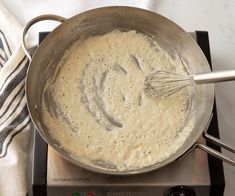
27, 31, 225, 196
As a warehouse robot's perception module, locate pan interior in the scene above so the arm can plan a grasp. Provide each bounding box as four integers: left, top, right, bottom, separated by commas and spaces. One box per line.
26, 6, 214, 174
41, 29, 197, 171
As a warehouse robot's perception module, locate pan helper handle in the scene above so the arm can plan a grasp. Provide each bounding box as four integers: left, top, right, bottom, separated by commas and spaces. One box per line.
197, 128, 235, 166
21, 14, 67, 62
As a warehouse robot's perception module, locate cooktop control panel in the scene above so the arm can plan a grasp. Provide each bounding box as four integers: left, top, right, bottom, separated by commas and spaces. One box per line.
61, 186, 196, 196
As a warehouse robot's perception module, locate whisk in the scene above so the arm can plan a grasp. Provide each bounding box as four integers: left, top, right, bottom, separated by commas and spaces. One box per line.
144, 70, 235, 97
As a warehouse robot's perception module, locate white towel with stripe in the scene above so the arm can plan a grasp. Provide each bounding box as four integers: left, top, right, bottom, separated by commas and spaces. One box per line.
0, 2, 31, 196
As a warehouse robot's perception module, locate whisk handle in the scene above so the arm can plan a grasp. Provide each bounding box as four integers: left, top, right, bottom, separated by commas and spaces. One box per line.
194, 69, 235, 84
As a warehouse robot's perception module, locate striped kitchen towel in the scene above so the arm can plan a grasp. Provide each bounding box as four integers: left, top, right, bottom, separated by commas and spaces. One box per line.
0, 30, 11, 69
0, 2, 31, 196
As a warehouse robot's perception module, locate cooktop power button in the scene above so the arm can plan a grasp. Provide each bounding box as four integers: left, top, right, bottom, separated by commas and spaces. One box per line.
164, 186, 196, 196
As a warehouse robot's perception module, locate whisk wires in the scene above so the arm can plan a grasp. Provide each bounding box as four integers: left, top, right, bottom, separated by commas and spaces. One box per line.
144, 71, 193, 97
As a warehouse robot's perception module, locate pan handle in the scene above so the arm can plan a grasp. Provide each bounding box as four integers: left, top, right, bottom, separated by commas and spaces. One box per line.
21, 14, 67, 62
196, 128, 235, 166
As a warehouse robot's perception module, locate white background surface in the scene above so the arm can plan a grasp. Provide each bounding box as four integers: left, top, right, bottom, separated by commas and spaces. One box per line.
2, 0, 235, 195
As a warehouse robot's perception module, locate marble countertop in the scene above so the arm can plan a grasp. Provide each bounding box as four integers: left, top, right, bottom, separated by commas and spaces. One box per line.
2, 0, 235, 195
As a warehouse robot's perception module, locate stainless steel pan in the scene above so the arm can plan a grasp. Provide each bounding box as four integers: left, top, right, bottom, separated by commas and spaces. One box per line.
22, 6, 235, 175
